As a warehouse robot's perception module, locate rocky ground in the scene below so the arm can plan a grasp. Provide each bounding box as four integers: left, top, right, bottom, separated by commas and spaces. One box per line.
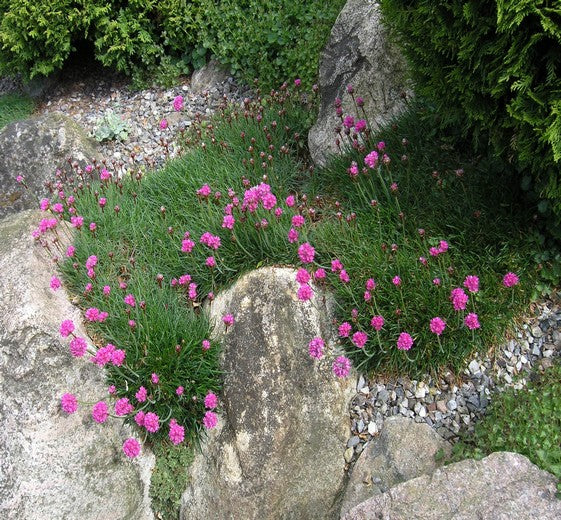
2, 66, 560, 468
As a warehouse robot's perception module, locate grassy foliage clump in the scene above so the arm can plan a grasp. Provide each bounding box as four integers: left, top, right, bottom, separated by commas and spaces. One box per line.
451, 363, 561, 492
0, 93, 33, 130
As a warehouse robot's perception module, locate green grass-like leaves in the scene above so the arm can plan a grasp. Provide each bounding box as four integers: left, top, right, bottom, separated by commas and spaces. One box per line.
0, 93, 34, 130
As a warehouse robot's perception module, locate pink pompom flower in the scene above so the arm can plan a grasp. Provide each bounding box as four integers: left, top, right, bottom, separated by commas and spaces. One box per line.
115, 398, 134, 416
370, 315, 384, 331
338, 322, 352, 337
288, 228, 299, 243
297, 284, 314, 301
397, 332, 414, 351
92, 401, 108, 423
169, 420, 185, 445
144, 412, 160, 433
222, 314, 235, 327
463, 275, 480, 293
173, 95, 184, 111
69, 336, 88, 357
296, 268, 311, 285
464, 313, 481, 330
352, 331, 368, 348
50, 276, 62, 291
122, 438, 141, 458
204, 392, 218, 410
308, 337, 325, 359
502, 272, 519, 288
430, 317, 446, 336
60, 393, 78, 414
60, 320, 75, 338
202, 339, 211, 350
298, 242, 315, 264
203, 411, 218, 429
135, 386, 148, 403
332, 356, 351, 378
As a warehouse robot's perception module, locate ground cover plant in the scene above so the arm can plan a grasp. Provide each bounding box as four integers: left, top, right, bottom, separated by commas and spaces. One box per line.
450, 362, 561, 493
0, 92, 33, 130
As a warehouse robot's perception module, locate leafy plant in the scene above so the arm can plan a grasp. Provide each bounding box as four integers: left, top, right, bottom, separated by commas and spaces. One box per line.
94, 110, 130, 142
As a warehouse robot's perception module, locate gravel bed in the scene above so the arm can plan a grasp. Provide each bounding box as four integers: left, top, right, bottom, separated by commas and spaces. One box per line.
345, 295, 561, 464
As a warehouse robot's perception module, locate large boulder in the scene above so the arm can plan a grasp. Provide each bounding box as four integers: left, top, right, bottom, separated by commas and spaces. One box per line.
181, 267, 355, 520
0, 113, 100, 219
190, 59, 230, 93
308, 0, 412, 166
0, 210, 153, 520
340, 417, 451, 516
343, 451, 561, 520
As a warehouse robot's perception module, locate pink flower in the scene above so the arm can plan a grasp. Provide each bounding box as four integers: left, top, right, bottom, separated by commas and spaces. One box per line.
392, 275, 401, 287
100, 168, 112, 181
169, 420, 185, 445
122, 438, 141, 458
115, 398, 134, 416
111, 349, 126, 366
343, 115, 355, 129
200, 232, 221, 250
173, 95, 184, 111
464, 313, 481, 330
188, 283, 197, 300
354, 119, 367, 133
298, 242, 315, 264
338, 322, 352, 337
134, 411, 145, 427
433, 278, 441, 286
128, 320, 136, 328
40, 198, 50, 211
292, 215, 305, 228
262, 192, 277, 210
438, 240, 449, 253
296, 268, 310, 285
151, 373, 159, 384
332, 356, 351, 378
348, 161, 359, 177
66, 246, 75, 257
89, 222, 97, 232
203, 411, 218, 429
352, 331, 368, 348
124, 294, 136, 307
339, 270, 350, 283
205, 256, 216, 268
503, 272, 519, 288
92, 401, 108, 423
364, 291, 371, 302
119, 282, 127, 290
419, 256, 428, 266
331, 259, 343, 272
178, 274, 191, 285
182, 239, 195, 253
176, 386, 184, 396
463, 275, 480, 293
294, 78, 301, 87
136, 386, 148, 403
144, 412, 160, 433
365, 278, 376, 291
397, 332, 414, 351
275, 207, 283, 218
52, 203, 64, 214
204, 392, 218, 410
288, 228, 299, 243
103, 285, 111, 295
84, 308, 99, 322
160, 118, 168, 129
297, 284, 314, 301
364, 150, 379, 169
370, 315, 385, 331
60, 393, 78, 414
390, 182, 398, 193
98, 197, 107, 208
222, 215, 235, 229
430, 317, 446, 336
69, 337, 87, 357
197, 184, 211, 197
50, 276, 61, 291
308, 337, 325, 359
429, 247, 440, 257
222, 314, 234, 327
314, 268, 326, 280
108, 385, 116, 394
60, 320, 75, 337
285, 195, 295, 207
202, 339, 211, 350
450, 288, 469, 311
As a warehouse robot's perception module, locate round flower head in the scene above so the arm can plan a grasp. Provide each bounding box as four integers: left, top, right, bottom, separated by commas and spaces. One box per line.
332, 356, 351, 378
370, 315, 384, 331
202, 339, 211, 351
169, 420, 185, 445
397, 332, 414, 351
151, 373, 160, 384
204, 392, 218, 410
338, 322, 352, 337
288, 228, 299, 243
296, 268, 311, 285
173, 95, 184, 111
291, 215, 305, 228
464, 313, 481, 330
222, 314, 234, 327
135, 386, 147, 403
160, 119, 168, 130
114, 397, 134, 416
298, 242, 315, 264
143, 412, 160, 433
59, 319, 75, 338
364, 150, 379, 169
308, 337, 325, 359
463, 275, 480, 293
314, 268, 326, 280
297, 284, 314, 301
134, 411, 145, 427
69, 336, 88, 357
392, 275, 401, 287
430, 317, 446, 336
503, 272, 519, 288
450, 288, 469, 311
92, 401, 108, 423
352, 331, 368, 348
50, 276, 61, 291
123, 438, 141, 458
176, 386, 184, 396
203, 411, 218, 429
61, 393, 78, 414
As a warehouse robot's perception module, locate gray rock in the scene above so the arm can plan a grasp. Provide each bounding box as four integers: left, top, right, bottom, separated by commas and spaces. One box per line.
0, 211, 153, 520
342, 452, 561, 520
0, 114, 100, 218
339, 417, 451, 517
190, 60, 230, 93
308, 0, 412, 166
180, 267, 354, 520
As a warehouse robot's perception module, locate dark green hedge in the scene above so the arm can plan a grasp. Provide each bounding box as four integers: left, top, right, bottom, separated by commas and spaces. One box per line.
380, 1, 561, 220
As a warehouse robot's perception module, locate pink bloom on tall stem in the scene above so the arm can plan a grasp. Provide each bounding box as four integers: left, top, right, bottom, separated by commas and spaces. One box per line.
203, 411, 218, 429
60, 320, 75, 337
151, 373, 160, 384
339, 270, 350, 283
92, 401, 108, 423
111, 349, 126, 366
364, 151, 379, 169
463, 275, 480, 293
292, 215, 305, 228
392, 275, 401, 287
136, 386, 148, 403
176, 386, 184, 396
397, 332, 414, 351
122, 438, 141, 458
202, 339, 211, 350
331, 259, 343, 272
296, 268, 311, 285
285, 195, 295, 207
61, 393, 78, 413
438, 240, 449, 253
103, 285, 111, 295
182, 239, 195, 253
433, 278, 441, 286
352, 331, 368, 348
450, 288, 469, 311
69, 336, 87, 357
298, 242, 315, 264
143, 412, 160, 433
354, 120, 366, 133
66, 246, 75, 257
173, 95, 184, 111
370, 315, 384, 331
134, 411, 145, 427
206, 256, 216, 268
197, 184, 211, 197
222, 215, 235, 229
114, 398, 134, 416
308, 337, 325, 359
169, 420, 185, 445
314, 268, 326, 280
124, 294, 136, 307
159, 119, 168, 129
332, 356, 351, 378
40, 198, 50, 211
430, 317, 446, 336
288, 228, 299, 243
297, 284, 314, 301
365, 278, 376, 291
464, 313, 481, 330
502, 272, 519, 288
204, 392, 218, 410
222, 314, 234, 327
